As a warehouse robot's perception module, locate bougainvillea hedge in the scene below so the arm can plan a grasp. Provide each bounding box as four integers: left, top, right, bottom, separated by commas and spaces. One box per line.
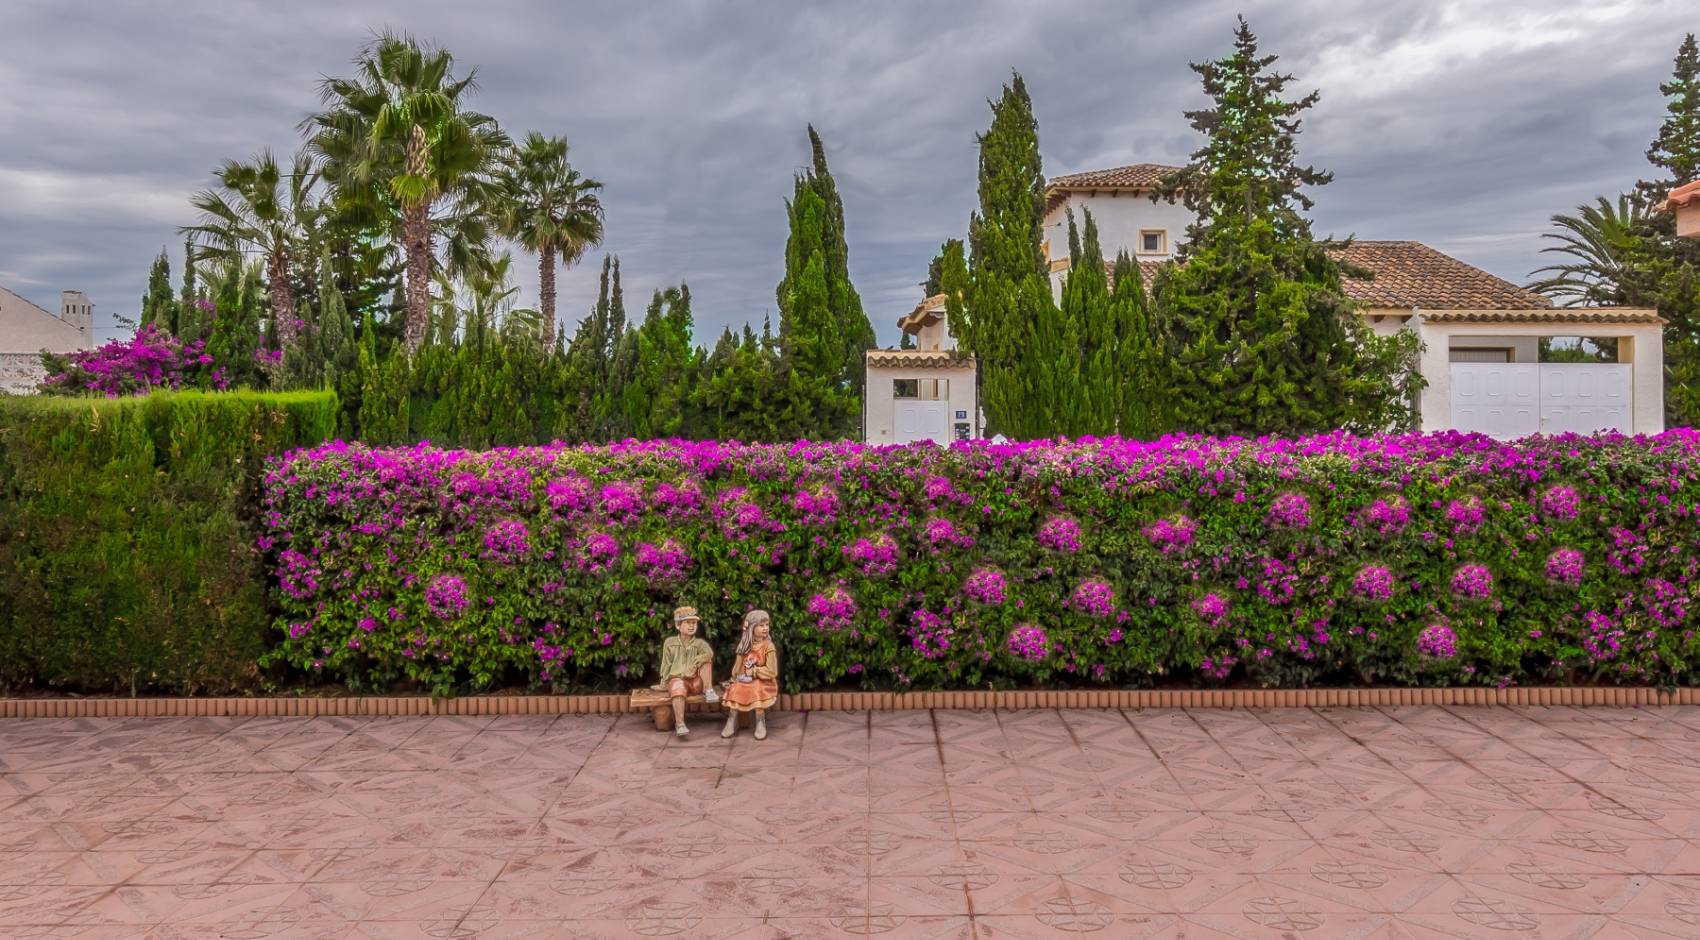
263, 431, 1700, 695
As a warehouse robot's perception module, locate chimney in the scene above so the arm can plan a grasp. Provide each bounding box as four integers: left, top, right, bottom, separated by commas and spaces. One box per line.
60, 290, 93, 348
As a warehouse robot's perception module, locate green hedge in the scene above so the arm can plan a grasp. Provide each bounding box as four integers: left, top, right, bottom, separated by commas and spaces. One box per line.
0, 391, 336, 694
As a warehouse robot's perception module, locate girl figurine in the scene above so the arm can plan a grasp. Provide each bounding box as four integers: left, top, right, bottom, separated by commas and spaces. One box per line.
721, 609, 779, 740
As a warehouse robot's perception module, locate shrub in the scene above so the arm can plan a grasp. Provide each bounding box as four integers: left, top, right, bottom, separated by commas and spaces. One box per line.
0, 390, 336, 693
261, 431, 1700, 695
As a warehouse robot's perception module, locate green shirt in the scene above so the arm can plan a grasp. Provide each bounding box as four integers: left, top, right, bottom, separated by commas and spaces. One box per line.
659, 635, 712, 679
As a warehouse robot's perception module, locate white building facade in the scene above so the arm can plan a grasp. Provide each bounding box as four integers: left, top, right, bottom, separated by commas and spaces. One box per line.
1, 285, 94, 394
864, 163, 1665, 443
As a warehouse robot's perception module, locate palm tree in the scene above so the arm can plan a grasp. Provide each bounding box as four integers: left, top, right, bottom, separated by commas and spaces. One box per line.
431, 253, 537, 346
491, 132, 605, 346
1526, 195, 1652, 307
182, 149, 318, 351
302, 31, 510, 357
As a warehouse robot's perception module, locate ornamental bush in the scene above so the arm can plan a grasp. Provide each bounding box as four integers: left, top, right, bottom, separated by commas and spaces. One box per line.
262, 431, 1700, 695
0, 390, 336, 693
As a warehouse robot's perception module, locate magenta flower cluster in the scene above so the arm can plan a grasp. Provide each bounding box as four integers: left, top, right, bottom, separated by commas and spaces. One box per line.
963, 568, 1008, 605
1069, 578, 1116, 618
482, 520, 531, 563
1007, 624, 1050, 662
907, 608, 954, 659
425, 574, 469, 620
1545, 548, 1585, 586
1144, 515, 1195, 554
790, 487, 840, 526
923, 517, 974, 550
1351, 564, 1395, 602
1191, 593, 1228, 627
41, 323, 218, 397
635, 540, 691, 582
1267, 492, 1311, 529
843, 533, 900, 576
1361, 497, 1410, 535
1037, 516, 1082, 553
807, 586, 857, 631
1417, 623, 1457, 659
1451, 564, 1494, 599
1541, 485, 1581, 521
1445, 497, 1485, 534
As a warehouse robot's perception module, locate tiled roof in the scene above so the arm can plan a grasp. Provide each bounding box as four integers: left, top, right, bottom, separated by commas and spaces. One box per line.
866, 349, 976, 369
1057, 241, 1563, 312
896, 293, 948, 331
1421, 308, 1663, 324
1667, 179, 1700, 213
1044, 163, 1184, 214
1330, 241, 1552, 310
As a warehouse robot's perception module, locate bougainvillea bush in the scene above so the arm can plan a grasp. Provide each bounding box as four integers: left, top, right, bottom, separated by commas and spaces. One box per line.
262, 431, 1700, 695
39, 321, 223, 397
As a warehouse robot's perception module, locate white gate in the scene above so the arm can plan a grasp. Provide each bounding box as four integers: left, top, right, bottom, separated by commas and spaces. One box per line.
1450, 363, 1631, 438
893, 401, 949, 444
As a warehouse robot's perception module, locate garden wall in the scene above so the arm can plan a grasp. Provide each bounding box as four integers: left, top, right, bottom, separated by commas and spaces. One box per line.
0, 390, 337, 693
263, 431, 1700, 695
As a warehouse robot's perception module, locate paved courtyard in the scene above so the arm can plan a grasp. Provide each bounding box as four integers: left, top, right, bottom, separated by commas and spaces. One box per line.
4, 706, 1700, 938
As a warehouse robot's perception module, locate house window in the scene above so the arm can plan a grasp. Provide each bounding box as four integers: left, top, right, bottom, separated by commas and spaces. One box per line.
1139, 229, 1166, 254
1449, 348, 1511, 364
894, 378, 948, 401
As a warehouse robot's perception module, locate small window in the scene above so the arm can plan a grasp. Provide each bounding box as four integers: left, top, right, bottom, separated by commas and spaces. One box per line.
893, 379, 919, 399
1138, 229, 1166, 254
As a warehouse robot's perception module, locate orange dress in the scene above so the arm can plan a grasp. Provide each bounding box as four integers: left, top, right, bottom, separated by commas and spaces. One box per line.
722, 641, 778, 711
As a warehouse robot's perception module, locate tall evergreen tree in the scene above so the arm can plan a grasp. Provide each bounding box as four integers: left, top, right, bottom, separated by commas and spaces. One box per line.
1108, 252, 1161, 438
923, 238, 962, 296
1639, 33, 1700, 204
774, 126, 872, 440
1152, 18, 1419, 435
139, 249, 175, 332
963, 73, 1057, 438
622, 285, 697, 438
1060, 209, 1113, 433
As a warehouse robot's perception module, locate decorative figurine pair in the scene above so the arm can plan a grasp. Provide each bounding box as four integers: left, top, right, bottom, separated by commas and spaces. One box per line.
653, 606, 779, 739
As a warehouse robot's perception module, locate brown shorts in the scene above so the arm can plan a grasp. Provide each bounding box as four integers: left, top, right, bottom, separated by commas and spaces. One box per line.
667, 674, 705, 698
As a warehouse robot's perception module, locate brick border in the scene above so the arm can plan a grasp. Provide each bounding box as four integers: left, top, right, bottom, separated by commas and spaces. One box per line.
1, 686, 1696, 718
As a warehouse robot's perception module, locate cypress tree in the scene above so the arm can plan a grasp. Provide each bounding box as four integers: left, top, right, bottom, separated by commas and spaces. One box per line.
139, 250, 174, 331
1108, 252, 1161, 438
1153, 18, 1418, 435
623, 286, 697, 438
924, 238, 962, 297
963, 73, 1058, 439
1060, 209, 1113, 434
775, 125, 872, 440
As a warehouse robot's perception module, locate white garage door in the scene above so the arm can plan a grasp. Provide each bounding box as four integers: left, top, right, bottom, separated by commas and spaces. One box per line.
893, 401, 949, 444
1539, 363, 1632, 435
1452, 364, 1538, 439
1451, 363, 1631, 439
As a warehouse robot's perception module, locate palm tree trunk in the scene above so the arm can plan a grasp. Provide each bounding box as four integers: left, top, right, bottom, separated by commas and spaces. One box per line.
402, 206, 432, 358
267, 249, 296, 353
539, 245, 557, 348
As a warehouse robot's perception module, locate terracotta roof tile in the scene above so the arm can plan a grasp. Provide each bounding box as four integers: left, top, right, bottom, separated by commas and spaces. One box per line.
1421, 308, 1663, 324
866, 350, 976, 369
1328, 241, 1552, 310
1667, 179, 1700, 213
1044, 163, 1184, 214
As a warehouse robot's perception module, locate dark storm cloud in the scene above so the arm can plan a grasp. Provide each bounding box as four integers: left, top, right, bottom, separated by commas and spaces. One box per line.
1, 0, 1691, 344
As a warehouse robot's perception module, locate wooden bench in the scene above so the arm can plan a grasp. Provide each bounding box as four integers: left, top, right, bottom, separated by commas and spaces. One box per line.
630, 686, 758, 732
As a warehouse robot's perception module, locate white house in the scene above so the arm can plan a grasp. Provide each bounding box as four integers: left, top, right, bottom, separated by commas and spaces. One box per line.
864, 163, 1664, 442
1, 285, 94, 394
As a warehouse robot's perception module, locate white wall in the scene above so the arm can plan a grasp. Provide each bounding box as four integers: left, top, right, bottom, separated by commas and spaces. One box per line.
864, 363, 979, 443
1042, 192, 1194, 263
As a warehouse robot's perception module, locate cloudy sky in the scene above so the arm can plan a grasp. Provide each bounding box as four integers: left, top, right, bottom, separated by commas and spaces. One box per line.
1, 0, 1692, 345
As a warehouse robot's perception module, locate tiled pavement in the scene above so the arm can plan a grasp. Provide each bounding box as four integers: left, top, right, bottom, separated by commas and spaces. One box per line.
4, 708, 1700, 938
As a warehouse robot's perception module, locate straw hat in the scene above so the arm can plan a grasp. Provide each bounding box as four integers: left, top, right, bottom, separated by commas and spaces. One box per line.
673, 606, 700, 624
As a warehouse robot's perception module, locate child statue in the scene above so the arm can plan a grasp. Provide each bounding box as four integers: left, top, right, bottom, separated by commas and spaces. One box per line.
720, 609, 779, 740
654, 605, 717, 736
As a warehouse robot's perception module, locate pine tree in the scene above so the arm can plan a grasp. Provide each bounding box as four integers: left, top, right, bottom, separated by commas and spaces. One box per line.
1640, 33, 1700, 203
963, 73, 1058, 438
176, 239, 202, 340
139, 250, 174, 332
1152, 18, 1418, 435
774, 126, 872, 440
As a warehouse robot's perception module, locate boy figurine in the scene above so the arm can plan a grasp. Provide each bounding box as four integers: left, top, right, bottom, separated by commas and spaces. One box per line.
654, 606, 717, 736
